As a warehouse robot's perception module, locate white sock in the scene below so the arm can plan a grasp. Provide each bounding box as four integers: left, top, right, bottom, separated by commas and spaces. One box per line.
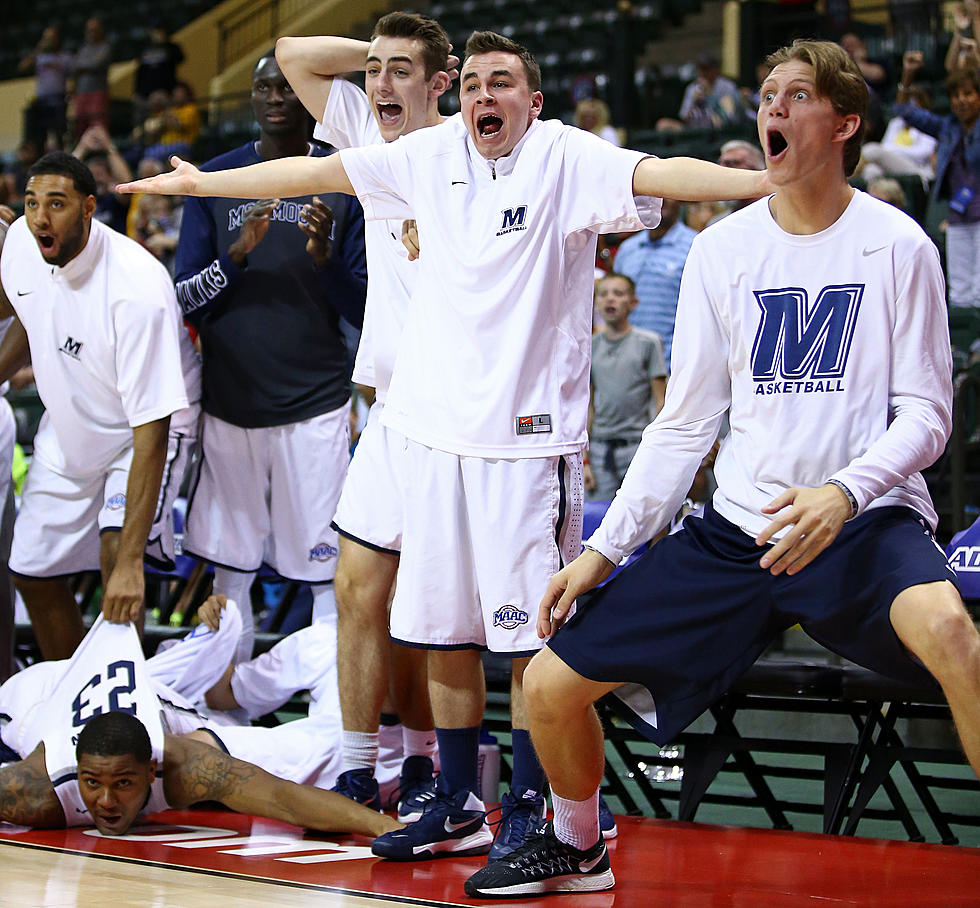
402, 726, 437, 761
342, 730, 379, 775
214, 568, 256, 664
552, 789, 600, 851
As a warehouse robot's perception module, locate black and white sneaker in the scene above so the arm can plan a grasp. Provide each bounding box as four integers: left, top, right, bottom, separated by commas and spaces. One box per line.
464, 821, 614, 898
372, 788, 492, 861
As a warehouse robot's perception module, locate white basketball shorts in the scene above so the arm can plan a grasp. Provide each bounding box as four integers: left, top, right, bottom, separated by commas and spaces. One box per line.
9, 430, 194, 578
331, 402, 405, 554
389, 440, 585, 654
184, 403, 350, 581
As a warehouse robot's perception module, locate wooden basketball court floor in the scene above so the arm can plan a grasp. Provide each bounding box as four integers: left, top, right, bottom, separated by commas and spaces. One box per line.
2, 807, 978, 906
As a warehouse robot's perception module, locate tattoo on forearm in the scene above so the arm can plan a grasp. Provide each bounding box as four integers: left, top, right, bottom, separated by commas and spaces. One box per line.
0, 760, 64, 827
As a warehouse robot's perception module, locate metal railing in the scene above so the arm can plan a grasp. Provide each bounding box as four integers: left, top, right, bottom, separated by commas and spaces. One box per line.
217, 0, 311, 71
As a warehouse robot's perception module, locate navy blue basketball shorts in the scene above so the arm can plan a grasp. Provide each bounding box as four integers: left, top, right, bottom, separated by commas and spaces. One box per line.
547, 504, 959, 745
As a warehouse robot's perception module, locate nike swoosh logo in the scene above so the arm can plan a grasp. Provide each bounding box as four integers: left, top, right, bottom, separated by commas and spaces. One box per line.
579, 851, 605, 872
862, 245, 887, 257
16, 290, 33, 296
451, 181, 467, 186
444, 816, 478, 833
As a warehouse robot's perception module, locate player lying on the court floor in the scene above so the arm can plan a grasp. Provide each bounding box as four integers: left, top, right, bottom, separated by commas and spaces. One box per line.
195, 595, 416, 809
0, 605, 400, 838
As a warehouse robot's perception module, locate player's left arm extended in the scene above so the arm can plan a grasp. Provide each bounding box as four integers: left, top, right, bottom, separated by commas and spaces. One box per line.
117, 153, 355, 200
632, 156, 771, 203
0, 745, 66, 828
101, 415, 171, 624
163, 733, 398, 837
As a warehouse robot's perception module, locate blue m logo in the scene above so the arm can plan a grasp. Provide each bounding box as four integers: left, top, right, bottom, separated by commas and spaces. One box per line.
497, 205, 529, 235
751, 284, 863, 381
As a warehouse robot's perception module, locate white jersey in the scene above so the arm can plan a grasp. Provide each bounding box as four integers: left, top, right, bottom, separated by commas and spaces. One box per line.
591, 191, 952, 563
0, 217, 200, 479
314, 79, 417, 403
37, 618, 174, 827
0, 608, 242, 827
340, 116, 660, 457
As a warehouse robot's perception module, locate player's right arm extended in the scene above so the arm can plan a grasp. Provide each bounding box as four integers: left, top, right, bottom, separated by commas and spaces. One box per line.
164, 734, 398, 837
275, 36, 369, 123
117, 152, 355, 200
0, 745, 66, 828
633, 156, 772, 203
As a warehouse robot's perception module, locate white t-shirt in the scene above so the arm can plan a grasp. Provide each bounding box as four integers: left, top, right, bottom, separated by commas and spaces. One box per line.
340, 116, 660, 457
591, 190, 952, 563
1, 218, 200, 479
314, 79, 417, 403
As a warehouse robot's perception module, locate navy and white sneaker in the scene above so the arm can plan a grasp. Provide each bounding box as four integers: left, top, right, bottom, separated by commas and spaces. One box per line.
331, 768, 382, 811
372, 788, 492, 860
488, 786, 546, 860
464, 821, 614, 898
598, 794, 618, 839
396, 755, 437, 823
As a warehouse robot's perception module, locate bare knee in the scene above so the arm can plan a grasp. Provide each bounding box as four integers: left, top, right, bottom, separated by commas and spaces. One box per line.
922, 602, 980, 666
897, 593, 980, 676
334, 542, 396, 625
524, 650, 597, 726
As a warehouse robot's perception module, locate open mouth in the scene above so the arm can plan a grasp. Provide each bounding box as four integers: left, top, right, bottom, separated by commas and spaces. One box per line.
36, 234, 55, 253
377, 102, 403, 124
477, 113, 503, 137
767, 128, 788, 159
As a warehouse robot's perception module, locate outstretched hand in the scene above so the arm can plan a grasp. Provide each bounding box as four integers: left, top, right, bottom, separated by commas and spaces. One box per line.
755, 483, 853, 576
537, 548, 615, 638
117, 156, 201, 196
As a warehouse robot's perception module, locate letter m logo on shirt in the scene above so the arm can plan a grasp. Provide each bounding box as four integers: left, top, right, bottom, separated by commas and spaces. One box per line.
750, 284, 863, 381
501, 206, 527, 230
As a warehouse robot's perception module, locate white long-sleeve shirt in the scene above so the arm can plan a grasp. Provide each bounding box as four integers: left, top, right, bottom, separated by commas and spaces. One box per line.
591, 191, 951, 563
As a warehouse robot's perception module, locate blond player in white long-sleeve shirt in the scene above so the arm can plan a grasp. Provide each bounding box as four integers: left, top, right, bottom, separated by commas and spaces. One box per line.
463, 40, 980, 900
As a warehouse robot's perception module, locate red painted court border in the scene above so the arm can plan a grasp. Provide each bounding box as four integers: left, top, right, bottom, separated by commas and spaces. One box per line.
2, 809, 979, 906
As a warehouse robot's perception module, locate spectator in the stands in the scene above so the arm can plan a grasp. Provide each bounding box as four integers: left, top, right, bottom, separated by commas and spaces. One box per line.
2, 140, 40, 208
613, 198, 696, 366
867, 176, 908, 211
574, 98, 621, 146
19, 26, 72, 151
657, 53, 743, 131
839, 32, 887, 140
135, 23, 185, 123
586, 273, 667, 501
145, 83, 201, 162
71, 17, 112, 141
857, 84, 936, 186
131, 90, 172, 158
126, 157, 166, 239
73, 124, 133, 234
896, 51, 980, 306
946, 1, 980, 73
134, 194, 181, 275
696, 139, 767, 228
